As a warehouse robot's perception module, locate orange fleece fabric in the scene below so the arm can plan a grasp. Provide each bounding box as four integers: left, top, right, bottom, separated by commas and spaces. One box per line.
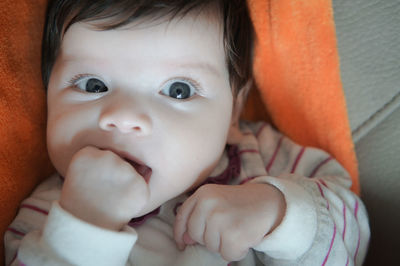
0, 0, 54, 262
0, 0, 359, 263
244, 0, 359, 193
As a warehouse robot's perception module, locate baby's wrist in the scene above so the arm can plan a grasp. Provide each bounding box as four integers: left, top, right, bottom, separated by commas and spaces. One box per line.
59, 197, 125, 231
242, 182, 286, 235
263, 183, 286, 235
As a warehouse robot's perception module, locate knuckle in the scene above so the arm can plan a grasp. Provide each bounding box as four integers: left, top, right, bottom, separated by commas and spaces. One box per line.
208, 212, 224, 229
196, 184, 217, 196
221, 244, 247, 262
205, 237, 219, 253
194, 198, 217, 215
226, 227, 242, 244
212, 209, 226, 221
187, 225, 201, 243
175, 211, 186, 226
195, 189, 223, 208
220, 229, 246, 256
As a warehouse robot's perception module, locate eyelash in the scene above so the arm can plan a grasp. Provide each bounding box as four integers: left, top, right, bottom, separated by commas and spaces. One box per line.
66, 74, 93, 89
169, 77, 203, 95
66, 74, 204, 96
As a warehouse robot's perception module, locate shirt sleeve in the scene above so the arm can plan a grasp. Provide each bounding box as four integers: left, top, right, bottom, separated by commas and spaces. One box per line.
238, 122, 370, 266
4, 175, 138, 266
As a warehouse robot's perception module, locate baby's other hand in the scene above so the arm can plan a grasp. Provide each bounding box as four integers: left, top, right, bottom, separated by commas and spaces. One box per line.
174, 183, 285, 262
59, 146, 150, 231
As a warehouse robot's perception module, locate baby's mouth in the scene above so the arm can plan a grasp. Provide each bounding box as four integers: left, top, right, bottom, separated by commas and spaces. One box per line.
125, 158, 152, 183
101, 148, 152, 183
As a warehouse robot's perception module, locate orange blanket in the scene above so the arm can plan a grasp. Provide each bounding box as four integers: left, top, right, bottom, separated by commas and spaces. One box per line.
244, 0, 359, 194
0, 0, 54, 263
0, 0, 358, 262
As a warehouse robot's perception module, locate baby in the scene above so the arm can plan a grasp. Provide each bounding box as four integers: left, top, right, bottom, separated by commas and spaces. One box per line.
5, 0, 369, 265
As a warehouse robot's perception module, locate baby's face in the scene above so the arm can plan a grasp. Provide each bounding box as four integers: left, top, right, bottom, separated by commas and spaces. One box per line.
47, 12, 234, 215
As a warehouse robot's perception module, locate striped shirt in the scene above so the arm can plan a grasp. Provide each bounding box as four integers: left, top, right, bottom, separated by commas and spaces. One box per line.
5, 121, 370, 266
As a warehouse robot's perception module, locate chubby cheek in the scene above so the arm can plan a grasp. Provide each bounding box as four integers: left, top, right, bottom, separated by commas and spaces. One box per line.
158, 102, 233, 192
46, 103, 98, 177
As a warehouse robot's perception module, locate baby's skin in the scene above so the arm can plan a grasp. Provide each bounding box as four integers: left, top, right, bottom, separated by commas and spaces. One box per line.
47, 10, 285, 261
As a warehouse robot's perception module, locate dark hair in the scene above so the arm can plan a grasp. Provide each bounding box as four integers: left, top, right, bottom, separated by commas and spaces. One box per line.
41, 0, 253, 95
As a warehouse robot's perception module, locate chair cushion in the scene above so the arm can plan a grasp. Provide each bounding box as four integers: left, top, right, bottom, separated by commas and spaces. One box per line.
333, 0, 400, 140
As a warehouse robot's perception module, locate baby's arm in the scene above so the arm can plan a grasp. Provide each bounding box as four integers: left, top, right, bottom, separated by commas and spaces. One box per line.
245, 123, 370, 265
4, 146, 147, 266
175, 122, 370, 265
59, 146, 149, 231
174, 182, 286, 261
4, 175, 61, 266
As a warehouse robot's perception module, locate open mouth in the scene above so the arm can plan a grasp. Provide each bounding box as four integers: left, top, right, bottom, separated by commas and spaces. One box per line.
124, 158, 152, 183
100, 148, 153, 183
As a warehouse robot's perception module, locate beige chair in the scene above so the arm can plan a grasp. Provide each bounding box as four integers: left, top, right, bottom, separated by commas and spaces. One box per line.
333, 0, 400, 264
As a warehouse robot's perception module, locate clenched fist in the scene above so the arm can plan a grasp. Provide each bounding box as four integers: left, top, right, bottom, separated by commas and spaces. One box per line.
174, 183, 285, 261
59, 146, 150, 231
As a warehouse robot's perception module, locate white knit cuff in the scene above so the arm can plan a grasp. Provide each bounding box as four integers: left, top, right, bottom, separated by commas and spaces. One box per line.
41, 201, 137, 266
250, 176, 317, 260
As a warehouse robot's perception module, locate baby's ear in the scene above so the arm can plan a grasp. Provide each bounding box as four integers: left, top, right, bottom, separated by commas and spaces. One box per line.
227, 79, 252, 144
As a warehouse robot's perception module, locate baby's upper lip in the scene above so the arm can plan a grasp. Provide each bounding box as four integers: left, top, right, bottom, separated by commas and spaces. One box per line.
109, 148, 146, 166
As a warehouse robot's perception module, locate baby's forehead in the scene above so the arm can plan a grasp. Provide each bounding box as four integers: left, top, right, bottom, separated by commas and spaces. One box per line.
61, 3, 224, 53
63, 1, 223, 36
57, 10, 228, 80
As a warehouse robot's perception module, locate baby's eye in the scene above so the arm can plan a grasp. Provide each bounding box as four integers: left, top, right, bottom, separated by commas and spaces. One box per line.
160, 80, 196, 100
71, 76, 108, 93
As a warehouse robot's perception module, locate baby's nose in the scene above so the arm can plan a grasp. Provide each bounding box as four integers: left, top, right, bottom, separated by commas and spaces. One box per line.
98, 102, 152, 136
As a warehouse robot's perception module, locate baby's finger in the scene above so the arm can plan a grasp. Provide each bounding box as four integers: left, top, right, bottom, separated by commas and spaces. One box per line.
220, 233, 248, 262
173, 196, 197, 250
204, 220, 221, 253
185, 202, 207, 246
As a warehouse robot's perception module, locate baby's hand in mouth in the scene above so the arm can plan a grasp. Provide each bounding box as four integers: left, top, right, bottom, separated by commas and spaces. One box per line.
118, 154, 152, 184
59, 146, 150, 231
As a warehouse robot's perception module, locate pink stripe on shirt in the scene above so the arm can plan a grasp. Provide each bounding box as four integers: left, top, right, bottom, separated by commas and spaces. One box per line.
291, 147, 305, 173
310, 157, 332, 177
320, 180, 349, 249
316, 181, 329, 210
354, 200, 361, 265
319, 179, 328, 187
20, 204, 49, 215
6, 228, 25, 237
342, 202, 347, 240
317, 181, 325, 197
266, 136, 283, 172
322, 223, 337, 266
238, 149, 259, 155
256, 123, 267, 138
316, 181, 336, 266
